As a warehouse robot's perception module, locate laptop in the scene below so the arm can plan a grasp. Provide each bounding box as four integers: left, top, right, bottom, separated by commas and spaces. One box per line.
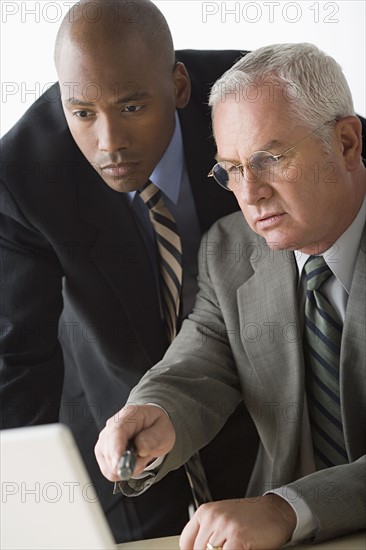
0, 423, 117, 549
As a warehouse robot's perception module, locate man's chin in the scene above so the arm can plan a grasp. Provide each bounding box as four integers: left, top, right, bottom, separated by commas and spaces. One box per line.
265, 238, 299, 252
101, 176, 145, 193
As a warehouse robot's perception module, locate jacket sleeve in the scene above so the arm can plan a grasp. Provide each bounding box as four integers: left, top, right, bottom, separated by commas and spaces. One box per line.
116, 224, 245, 496
285, 456, 366, 542
0, 178, 64, 427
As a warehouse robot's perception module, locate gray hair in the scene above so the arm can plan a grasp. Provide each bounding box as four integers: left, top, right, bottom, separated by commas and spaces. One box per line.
209, 43, 355, 151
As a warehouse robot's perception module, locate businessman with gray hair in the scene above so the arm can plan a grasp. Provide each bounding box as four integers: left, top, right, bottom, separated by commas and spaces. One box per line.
96, 43, 366, 549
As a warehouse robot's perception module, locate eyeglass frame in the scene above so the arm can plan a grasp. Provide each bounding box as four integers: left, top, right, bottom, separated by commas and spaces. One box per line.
207, 119, 338, 191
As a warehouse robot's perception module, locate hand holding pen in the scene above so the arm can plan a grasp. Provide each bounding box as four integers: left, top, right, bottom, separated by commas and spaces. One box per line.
95, 403, 176, 482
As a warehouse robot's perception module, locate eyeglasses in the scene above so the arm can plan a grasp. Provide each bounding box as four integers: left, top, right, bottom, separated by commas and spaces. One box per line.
208, 120, 335, 191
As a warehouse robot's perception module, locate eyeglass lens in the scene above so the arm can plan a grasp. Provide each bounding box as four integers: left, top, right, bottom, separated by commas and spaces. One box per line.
213, 152, 280, 190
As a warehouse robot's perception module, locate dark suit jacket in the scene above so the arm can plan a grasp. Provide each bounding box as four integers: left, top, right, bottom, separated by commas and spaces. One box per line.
0, 50, 259, 542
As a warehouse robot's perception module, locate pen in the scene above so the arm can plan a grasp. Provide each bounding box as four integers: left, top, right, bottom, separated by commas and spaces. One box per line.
117, 440, 137, 481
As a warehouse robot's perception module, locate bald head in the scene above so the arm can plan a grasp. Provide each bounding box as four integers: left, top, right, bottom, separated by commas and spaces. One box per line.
54, 0, 175, 72
55, 0, 190, 193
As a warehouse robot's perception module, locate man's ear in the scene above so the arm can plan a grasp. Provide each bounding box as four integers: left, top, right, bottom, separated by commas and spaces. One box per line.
173, 62, 191, 109
336, 116, 362, 171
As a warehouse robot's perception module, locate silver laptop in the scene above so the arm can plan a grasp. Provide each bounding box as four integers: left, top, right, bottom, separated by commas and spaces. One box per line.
0, 423, 116, 549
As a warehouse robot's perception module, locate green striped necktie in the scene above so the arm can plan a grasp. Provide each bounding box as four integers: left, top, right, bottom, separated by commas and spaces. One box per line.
303, 255, 348, 470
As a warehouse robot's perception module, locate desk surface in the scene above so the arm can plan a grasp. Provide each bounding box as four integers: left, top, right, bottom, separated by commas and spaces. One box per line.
117, 531, 366, 550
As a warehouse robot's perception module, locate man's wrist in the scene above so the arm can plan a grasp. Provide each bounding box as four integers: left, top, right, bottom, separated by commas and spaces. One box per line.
264, 493, 297, 543
266, 487, 319, 545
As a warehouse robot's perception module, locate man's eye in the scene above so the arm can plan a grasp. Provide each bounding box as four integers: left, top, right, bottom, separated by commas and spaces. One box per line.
122, 105, 144, 113
257, 155, 279, 167
73, 110, 93, 119
227, 164, 241, 174
266, 155, 279, 164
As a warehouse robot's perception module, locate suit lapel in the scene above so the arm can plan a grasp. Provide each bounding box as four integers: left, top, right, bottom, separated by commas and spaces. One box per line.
77, 169, 167, 365
237, 225, 366, 469
237, 247, 304, 479
340, 224, 366, 460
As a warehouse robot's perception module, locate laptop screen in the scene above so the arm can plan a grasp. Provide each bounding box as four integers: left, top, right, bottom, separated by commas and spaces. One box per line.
1, 423, 116, 549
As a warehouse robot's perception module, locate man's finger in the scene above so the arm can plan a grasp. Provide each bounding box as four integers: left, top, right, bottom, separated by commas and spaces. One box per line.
135, 423, 175, 459
179, 514, 200, 550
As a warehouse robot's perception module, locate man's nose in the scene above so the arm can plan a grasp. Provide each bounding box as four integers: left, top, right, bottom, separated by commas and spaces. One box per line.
238, 165, 272, 205
97, 117, 131, 152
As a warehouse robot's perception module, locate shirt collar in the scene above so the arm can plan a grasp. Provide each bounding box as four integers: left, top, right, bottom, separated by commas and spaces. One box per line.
127, 111, 184, 206
295, 196, 366, 294
149, 111, 184, 205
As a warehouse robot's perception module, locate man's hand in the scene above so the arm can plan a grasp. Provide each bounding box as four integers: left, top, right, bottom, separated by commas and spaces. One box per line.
95, 404, 176, 481
179, 494, 296, 550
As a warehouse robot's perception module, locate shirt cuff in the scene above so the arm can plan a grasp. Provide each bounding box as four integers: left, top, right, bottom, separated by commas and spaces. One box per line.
130, 455, 165, 479
265, 487, 319, 546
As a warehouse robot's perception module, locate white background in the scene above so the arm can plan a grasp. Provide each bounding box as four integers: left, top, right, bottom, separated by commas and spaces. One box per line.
1, 0, 365, 137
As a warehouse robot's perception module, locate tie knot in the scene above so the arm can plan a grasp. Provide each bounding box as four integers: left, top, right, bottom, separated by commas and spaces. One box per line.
138, 181, 163, 211
304, 255, 332, 291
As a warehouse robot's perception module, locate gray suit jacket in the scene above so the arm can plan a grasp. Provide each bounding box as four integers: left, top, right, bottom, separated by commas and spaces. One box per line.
125, 211, 366, 543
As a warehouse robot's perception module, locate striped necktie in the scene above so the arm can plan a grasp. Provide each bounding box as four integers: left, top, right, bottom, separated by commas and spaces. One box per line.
138, 181, 212, 507
138, 181, 182, 342
303, 255, 348, 470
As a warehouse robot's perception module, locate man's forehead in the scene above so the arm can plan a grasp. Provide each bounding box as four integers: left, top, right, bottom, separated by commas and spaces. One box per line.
212, 97, 298, 159
61, 87, 152, 105
213, 91, 292, 131
59, 78, 153, 104
57, 43, 155, 101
